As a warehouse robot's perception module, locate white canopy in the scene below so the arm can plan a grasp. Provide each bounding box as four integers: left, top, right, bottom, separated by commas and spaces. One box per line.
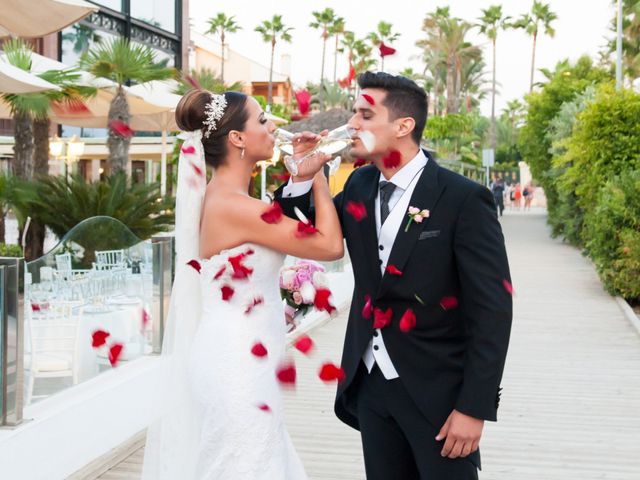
0, 0, 98, 38
0, 60, 61, 94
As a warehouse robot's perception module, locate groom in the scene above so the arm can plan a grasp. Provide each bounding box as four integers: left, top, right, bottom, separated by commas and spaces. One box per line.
275, 71, 512, 479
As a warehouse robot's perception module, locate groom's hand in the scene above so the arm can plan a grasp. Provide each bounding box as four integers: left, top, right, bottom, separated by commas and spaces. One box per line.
436, 409, 484, 459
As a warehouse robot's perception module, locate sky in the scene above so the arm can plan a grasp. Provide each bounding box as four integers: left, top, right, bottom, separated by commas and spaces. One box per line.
189, 0, 615, 116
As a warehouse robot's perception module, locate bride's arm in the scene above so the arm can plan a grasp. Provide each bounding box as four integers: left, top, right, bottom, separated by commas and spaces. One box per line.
206, 173, 344, 261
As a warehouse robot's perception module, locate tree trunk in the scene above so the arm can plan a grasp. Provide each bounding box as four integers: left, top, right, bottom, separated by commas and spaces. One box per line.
530, 33, 537, 92
268, 40, 275, 105
319, 34, 327, 111
220, 32, 225, 84
0, 215, 5, 244
491, 38, 497, 151
12, 111, 34, 180
446, 54, 458, 114
27, 117, 51, 260
107, 85, 131, 174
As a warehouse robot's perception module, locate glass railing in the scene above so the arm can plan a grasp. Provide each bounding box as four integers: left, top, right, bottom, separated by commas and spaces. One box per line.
20, 216, 173, 408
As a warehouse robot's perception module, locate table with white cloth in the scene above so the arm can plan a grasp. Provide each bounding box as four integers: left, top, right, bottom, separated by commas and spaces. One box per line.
77, 298, 145, 381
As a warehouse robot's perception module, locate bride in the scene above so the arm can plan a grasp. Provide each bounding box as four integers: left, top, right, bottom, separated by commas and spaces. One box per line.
141, 89, 343, 479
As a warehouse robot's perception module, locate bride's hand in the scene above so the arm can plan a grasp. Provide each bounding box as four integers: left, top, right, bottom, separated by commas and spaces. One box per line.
291, 130, 331, 182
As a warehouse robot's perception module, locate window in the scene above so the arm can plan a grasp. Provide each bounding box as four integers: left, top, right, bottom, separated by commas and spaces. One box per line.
130, 0, 177, 34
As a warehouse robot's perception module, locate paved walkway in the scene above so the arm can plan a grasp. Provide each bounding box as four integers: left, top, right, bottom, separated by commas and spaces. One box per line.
94, 210, 640, 479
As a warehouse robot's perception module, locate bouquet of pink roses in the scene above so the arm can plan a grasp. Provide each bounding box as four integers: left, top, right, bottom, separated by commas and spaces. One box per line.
279, 260, 329, 316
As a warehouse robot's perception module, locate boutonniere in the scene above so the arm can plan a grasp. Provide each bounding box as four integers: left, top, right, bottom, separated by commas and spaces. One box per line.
405, 206, 430, 232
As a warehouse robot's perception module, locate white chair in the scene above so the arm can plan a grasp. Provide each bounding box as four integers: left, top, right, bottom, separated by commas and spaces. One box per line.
24, 301, 83, 405
55, 253, 72, 273
93, 249, 126, 271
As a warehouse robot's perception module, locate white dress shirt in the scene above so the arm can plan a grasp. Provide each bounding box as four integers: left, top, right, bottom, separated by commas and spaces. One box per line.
362, 150, 427, 379
282, 150, 428, 380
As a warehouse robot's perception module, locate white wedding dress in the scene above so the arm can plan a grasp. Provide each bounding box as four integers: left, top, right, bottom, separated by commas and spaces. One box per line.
187, 243, 308, 479
141, 131, 307, 479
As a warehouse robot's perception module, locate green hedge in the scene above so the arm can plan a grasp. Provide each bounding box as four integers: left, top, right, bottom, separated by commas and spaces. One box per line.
583, 170, 640, 300
0, 244, 23, 257
536, 84, 640, 302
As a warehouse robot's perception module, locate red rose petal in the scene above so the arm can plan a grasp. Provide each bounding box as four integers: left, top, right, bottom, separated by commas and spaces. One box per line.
362, 294, 372, 319
361, 93, 375, 106
257, 403, 271, 412
250, 342, 268, 358
382, 150, 401, 169
261, 202, 284, 224
187, 259, 202, 274
318, 362, 346, 383
185, 74, 201, 90
502, 279, 514, 296
294, 334, 314, 354
345, 201, 367, 222
295, 221, 319, 237
108, 343, 124, 367
31, 303, 41, 312
399, 308, 416, 333
385, 265, 403, 276
379, 42, 397, 57
181, 145, 196, 154
221, 285, 235, 301
271, 172, 291, 183
244, 296, 264, 315
141, 309, 150, 329
314, 288, 336, 314
373, 307, 393, 329
276, 363, 297, 386
213, 265, 226, 280
191, 162, 204, 177
440, 296, 459, 310
228, 253, 253, 280
91, 329, 110, 348
109, 120, 134, 138
353, 158, 367, 168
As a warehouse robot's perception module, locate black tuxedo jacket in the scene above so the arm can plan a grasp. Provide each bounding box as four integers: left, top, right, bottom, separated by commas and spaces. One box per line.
275, 152, 512, 431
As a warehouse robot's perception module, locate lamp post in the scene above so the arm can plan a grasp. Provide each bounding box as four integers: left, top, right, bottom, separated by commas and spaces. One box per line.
616, 0, 623, 91
258, 147, 281, 202
49, 135, 85, 182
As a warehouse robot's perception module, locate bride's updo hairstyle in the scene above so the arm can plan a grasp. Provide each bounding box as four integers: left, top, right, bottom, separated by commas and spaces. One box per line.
175, 89, 249, 168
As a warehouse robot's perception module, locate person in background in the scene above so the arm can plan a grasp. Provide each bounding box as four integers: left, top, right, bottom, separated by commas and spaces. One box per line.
491, 177, 506, 217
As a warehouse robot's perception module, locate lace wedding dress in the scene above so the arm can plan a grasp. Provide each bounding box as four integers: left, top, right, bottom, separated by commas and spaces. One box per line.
141, 130, 307, 479
187, 243, 308, 479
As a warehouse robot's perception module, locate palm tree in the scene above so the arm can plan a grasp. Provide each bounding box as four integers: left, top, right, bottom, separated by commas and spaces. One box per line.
367, 21, 401, 71
417, 8, 451, 116
206, 13, 242, 84
478, 4, 511, 151
175, 68, 245, 95
329, 16, 346, 84
62, 24, 102, 56
310, 8, 338, 111
1, 39, 95, 259
255, 15, 293, 106
80, 38, 175, 174
512, 1, 557, 92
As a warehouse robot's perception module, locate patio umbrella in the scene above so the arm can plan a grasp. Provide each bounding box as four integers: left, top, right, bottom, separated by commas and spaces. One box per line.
0, 59, 61, 93
0, 0, 98, 38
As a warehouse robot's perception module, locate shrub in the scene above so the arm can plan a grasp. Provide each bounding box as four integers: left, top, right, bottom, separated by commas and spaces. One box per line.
30, 172, 174, 240
583, 170, 640, 301
0, 243, 23, 257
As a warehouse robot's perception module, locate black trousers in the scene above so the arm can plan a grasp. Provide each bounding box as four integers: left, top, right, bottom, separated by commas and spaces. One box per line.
354, 363, 479, 480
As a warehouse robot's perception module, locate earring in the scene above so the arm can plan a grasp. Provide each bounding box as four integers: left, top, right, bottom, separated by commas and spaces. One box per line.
241, 148, 245, 159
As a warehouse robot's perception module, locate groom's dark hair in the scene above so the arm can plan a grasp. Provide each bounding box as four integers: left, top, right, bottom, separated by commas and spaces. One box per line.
357, 71, 428, 144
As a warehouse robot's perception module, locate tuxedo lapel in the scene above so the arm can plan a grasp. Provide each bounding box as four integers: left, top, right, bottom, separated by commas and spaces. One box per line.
376, 158, 445, 299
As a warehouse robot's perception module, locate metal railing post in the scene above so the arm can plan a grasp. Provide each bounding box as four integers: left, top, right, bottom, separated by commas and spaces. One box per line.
0, 257, 24, 427
150, 235, 174, 354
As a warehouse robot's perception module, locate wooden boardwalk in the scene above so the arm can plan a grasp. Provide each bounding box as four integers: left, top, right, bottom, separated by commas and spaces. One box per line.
90, 210, 640, 479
